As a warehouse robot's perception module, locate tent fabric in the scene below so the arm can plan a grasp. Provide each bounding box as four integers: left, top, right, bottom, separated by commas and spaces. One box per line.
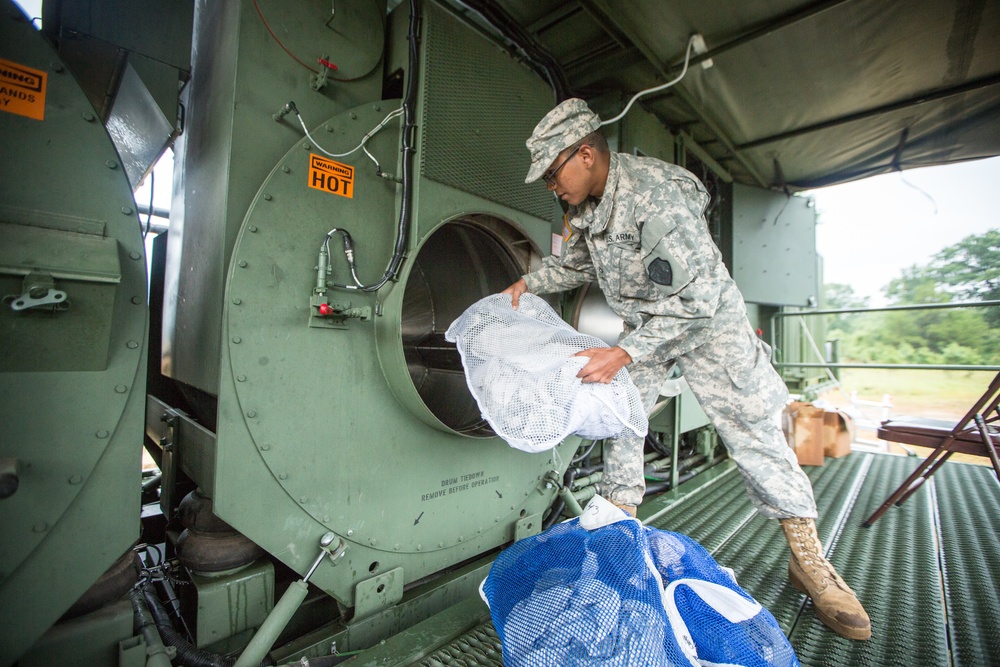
485, 0, 1000, 190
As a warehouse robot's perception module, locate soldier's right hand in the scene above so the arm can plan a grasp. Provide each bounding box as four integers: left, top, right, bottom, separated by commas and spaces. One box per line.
501, 278, 529, 309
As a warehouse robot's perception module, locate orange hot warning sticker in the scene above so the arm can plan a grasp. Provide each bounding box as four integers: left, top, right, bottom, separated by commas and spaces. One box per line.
308, 154, 355, 199
0, 58, 47, 121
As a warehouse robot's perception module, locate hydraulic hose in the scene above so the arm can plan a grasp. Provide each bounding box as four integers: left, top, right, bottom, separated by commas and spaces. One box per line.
129, 588, 173, 667
141, 584, 272, 667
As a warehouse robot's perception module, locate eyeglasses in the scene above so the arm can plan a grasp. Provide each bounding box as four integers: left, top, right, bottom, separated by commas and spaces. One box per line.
542, 144, 584, 186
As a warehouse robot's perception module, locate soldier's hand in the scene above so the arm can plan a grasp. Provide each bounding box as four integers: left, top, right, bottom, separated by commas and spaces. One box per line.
501, 278, 529, 309
574, 346, 632, 384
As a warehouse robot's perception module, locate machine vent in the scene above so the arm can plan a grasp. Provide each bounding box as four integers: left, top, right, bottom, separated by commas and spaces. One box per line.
419, 4, 555, 221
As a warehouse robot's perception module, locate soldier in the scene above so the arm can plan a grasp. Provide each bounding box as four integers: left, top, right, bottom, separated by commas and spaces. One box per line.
502, 98, 871, 641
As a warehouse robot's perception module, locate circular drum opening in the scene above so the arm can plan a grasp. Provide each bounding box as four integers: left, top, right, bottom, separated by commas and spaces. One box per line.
401, 216, 535, 437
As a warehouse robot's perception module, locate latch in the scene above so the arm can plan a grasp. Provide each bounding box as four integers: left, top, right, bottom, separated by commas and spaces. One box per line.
5, 272, 68, 312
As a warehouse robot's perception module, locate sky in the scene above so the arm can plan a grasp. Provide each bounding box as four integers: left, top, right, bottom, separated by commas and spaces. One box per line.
807, 156, 1000, 305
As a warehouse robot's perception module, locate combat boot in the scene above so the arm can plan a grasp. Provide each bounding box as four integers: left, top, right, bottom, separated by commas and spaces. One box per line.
780, 517, 871, 640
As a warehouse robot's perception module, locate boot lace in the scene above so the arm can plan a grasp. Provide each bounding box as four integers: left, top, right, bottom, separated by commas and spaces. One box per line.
786, 519, 850, 593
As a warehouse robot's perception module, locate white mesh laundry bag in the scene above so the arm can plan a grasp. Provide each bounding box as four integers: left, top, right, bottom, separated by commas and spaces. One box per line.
444, 293, 647, 452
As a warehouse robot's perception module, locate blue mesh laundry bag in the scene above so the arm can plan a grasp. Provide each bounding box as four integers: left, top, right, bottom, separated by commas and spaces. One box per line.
481, 496, 800, 667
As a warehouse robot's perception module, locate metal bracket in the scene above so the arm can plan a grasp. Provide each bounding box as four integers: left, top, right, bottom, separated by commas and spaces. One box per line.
353, 567, 403, 620
159, 411, 180, 520
514, 512, 543, 542
5, 272, 69, 312
309, 295, 372, 330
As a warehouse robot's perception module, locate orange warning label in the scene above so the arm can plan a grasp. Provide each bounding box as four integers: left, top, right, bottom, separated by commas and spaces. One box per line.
308, 154, 355, 199
0, 58, 46, 121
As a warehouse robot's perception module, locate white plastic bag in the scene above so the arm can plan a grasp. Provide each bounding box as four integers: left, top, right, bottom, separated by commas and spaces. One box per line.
444, 293, 648, 452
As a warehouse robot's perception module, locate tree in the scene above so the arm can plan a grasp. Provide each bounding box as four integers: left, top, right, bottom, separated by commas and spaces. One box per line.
828, 231, 1000, 365
929, 228, 1000, 326
823, 283, 869, 334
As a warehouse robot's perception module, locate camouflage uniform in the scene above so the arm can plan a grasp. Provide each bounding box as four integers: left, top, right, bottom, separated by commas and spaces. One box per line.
521, 101, 817, 518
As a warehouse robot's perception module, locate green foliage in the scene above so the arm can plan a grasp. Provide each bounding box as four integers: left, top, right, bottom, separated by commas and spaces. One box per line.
827, 229, 1000, 366
823, 282, 869, 334
930, 228, 1000, 326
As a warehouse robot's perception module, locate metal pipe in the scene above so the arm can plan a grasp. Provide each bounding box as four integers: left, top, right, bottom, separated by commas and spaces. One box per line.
771, 300, 1000, 318
559, 485, 586, 517
570, 485, 597, 507
774, 362, 1000, 371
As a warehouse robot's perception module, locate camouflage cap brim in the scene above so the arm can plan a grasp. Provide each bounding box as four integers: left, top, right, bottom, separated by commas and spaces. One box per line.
524, 98, 602, 184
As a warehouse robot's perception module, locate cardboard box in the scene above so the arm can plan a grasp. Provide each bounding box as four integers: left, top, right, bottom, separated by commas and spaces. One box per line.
783, 401, 826, 466
822, 410, 854, 458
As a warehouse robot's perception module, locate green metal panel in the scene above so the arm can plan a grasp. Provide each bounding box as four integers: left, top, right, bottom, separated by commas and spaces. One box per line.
0, 3, 148, 663
731, 183, 818, 307
418, 2, 555, 221
163, 0, 386, 395
16, 599, 135, 667
189, 560, 275, 649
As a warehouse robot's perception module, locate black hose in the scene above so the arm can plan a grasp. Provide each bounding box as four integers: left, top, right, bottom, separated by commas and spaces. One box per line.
141, 583, 273, 667
543, 466, 581, 530
646, 431, 672, 458
360, 0, 420, 292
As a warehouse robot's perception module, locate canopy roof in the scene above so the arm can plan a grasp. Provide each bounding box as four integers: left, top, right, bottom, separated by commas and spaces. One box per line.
447, 0, 1000, 190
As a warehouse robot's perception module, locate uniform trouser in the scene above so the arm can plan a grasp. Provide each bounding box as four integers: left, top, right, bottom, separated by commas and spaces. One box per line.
600, 321, 818, 519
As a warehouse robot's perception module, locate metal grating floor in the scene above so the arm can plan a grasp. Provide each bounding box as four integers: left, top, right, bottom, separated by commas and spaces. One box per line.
349, 453, 1000, 666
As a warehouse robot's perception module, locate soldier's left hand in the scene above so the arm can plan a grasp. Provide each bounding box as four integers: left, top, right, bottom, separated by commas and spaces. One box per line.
574, 346, 632, 384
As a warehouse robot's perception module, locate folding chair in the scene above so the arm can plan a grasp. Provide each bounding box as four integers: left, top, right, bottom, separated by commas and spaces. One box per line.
863, 371, 1000, 527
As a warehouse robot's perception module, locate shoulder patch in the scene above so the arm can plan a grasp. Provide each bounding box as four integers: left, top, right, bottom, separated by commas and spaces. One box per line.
648, 258, 673, 286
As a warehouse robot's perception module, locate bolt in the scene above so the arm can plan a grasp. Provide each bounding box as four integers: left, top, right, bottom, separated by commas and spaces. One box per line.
233, 298, 242, 305
69, 475, 82, 484
105, 160, 118, 169
129, 251, 141, 260
249, 225, 258, 233
96, 430, 109, 439
237, 375, 246, 382
122, 206, 134, 215
82, 111, 95, 122
238, 260, 248, 268
115, 385, 128, 394
279, 472, 288, 480
33, 523, 48, 533
131, 296, 142, 304
246, 410, 256, 418
233, 336, 242, 344
282, 166, 290, 174
260, 444, 270, 451
347, 529, 353, 536
263, 194, 272, 201
51, 63, 64, 73
127, 340, 139, 349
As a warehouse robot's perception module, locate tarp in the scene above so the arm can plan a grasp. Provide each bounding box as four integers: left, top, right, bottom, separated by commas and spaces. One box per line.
489, 0, 1000, 190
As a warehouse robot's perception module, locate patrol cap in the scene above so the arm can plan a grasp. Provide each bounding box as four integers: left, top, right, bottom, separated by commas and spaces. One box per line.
524, 98, 602, 184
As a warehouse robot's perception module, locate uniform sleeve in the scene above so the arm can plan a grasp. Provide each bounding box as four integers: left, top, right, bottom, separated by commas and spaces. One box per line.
616, 179, 723, 361
521, 228, 598, 294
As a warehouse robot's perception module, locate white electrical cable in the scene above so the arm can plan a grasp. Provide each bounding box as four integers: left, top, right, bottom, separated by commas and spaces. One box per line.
600, 35, 698, 127
296, 107, 404, 170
